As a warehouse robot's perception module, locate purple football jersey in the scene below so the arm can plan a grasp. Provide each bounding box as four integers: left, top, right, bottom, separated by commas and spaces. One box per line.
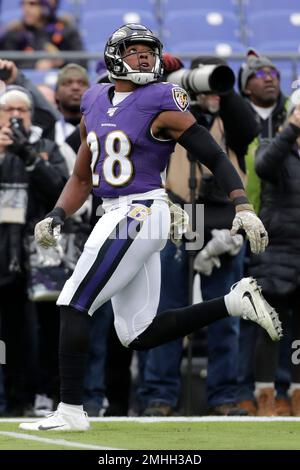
81, 81, 189, 198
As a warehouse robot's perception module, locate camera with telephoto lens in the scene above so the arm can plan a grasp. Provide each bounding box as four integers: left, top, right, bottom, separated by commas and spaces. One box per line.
167, 64, 235, 95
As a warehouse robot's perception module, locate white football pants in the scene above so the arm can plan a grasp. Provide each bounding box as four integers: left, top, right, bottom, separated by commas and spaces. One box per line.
57, 198, 170, 346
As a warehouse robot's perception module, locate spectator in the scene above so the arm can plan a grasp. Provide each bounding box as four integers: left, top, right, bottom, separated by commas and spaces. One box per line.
54, 63, 89, 168
0, 85, 68, 415
237, 49, 291, 416
0, 59, 60, 139
0, 0, 86, 69
247, 93, 300, 416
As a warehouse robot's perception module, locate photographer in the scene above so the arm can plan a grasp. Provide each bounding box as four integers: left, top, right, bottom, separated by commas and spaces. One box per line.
187, 57, 258, 415
0, 59, 60, 139
140, 57, 259, 417
0, 86, 68, 415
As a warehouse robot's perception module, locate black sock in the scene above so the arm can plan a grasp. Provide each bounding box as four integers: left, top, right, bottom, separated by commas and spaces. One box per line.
129, 297, 228, 350
59, 306, 90, 405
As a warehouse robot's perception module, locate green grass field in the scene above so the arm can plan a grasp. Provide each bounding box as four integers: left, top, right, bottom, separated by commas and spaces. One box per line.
0, 418, 300, 450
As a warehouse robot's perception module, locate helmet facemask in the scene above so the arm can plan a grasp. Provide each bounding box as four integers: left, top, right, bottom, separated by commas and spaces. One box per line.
104, 25, 164, 85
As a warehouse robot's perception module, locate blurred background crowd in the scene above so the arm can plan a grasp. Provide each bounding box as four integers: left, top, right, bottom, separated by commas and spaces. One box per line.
1, 0, 300, 419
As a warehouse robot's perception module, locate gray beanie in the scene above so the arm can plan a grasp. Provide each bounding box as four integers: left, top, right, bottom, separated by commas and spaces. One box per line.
239, 49, 278, 93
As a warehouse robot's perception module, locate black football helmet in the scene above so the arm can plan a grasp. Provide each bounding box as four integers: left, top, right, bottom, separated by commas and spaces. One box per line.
104, 24, 163, 85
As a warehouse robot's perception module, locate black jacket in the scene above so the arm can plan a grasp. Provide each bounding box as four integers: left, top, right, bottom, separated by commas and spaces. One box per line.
249, 123, 300, 295
191, 90, 259, 172
0, 137, 68, 285
247, 92, 288, 140
191, 90, 258, 239
25, 138, 69, 228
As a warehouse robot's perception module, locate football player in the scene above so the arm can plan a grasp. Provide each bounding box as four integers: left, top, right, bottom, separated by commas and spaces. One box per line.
20, 24, 282, 431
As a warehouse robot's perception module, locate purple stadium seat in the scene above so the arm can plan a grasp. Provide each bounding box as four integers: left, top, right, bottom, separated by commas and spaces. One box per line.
247, 10, 300, 52
22, 69, 59, 87
272, 59, 300, 96
0, 8, 20, 26
168, 40, 246, 56
244, 0, 300, 15
80, 0, 155, 11
164, 9, 243, 54
81, 9, 157, 52
163, 0, 238, 14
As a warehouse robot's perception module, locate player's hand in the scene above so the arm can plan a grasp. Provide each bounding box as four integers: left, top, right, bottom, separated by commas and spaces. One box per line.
34, 208, 66, 248
0, 59, 18, 83
167, 198, 189, 246
0, 126, 13, 151
231, 210, 268, 254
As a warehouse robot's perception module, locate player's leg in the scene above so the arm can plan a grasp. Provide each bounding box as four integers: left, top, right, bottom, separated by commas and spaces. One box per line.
129, 277, 283, 351
19, 201, 169, 431
111, 250, 162, 348
57, 206, 167, 417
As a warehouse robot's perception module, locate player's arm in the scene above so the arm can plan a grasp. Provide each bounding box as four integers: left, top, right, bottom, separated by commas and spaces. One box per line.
153, 110, 248, 207
35, 118, 93, 248
152, 111, 268, 254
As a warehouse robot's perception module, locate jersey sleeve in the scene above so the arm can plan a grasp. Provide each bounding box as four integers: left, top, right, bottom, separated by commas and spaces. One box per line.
160, 82, 190, 113
80, 88, 93, 116
80, 84, 103, 116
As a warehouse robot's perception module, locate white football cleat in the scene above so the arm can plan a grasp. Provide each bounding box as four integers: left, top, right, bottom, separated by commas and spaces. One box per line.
19, 403, 90, 431
225, 277, 282, 341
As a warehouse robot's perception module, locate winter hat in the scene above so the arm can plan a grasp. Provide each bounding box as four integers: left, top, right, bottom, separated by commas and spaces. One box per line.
238, 49, 278, 93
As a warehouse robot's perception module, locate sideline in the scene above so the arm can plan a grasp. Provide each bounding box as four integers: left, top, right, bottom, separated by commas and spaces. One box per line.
1, 416, 300, 423
0, 431, 121, 450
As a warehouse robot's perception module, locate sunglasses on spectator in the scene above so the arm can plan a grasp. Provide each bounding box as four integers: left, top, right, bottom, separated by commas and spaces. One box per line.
254, 69, 280, 80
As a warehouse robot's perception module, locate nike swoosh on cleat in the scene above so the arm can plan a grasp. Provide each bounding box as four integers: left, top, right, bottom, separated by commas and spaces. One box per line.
38, 424, 66, 430
242, 291, 258, 317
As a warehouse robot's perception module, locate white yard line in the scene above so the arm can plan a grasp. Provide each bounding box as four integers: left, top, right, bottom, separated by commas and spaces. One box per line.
1, 416, 300, 423
0, 431, 121, 450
